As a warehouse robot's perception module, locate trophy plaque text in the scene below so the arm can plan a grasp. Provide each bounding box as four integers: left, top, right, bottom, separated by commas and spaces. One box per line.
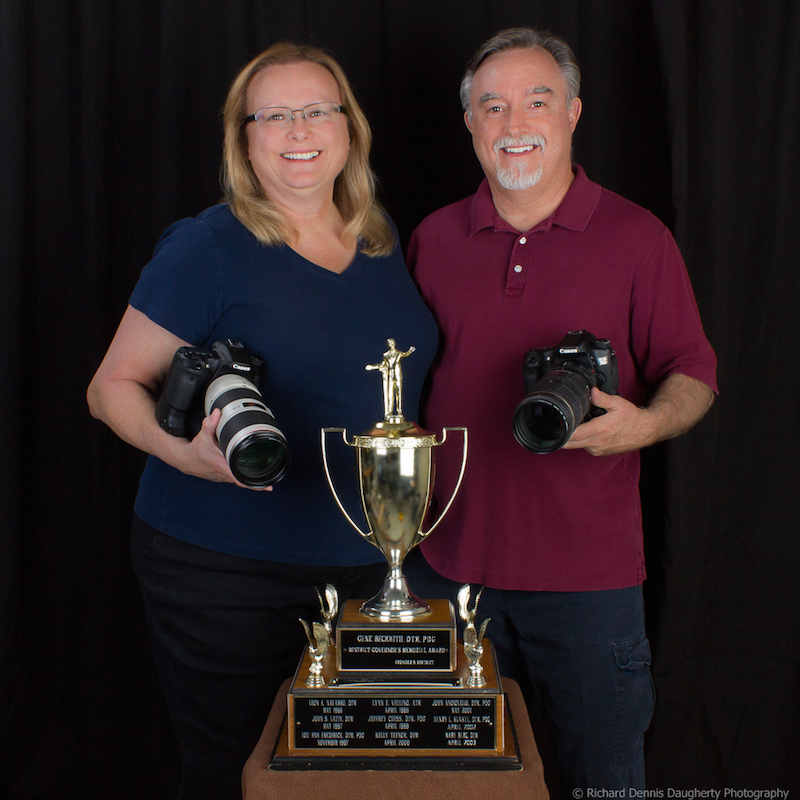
336, 598, 456, 672
279, 635, 510, 761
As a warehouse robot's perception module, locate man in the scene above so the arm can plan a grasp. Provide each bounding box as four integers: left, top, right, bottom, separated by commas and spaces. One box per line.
405, 27, 717, 793
366, 338, 416, 418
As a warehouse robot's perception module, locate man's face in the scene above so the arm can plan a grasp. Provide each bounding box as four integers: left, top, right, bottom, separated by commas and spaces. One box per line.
466, 47, 581, 196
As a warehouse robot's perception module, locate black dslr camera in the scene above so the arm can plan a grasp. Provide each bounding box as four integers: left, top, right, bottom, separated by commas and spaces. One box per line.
156, 339, 289, 487
512, 330, 619, 453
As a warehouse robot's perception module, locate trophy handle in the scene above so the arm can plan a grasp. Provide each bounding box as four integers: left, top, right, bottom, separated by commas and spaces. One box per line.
422, 426, 468, 538
320, 427, 376, 546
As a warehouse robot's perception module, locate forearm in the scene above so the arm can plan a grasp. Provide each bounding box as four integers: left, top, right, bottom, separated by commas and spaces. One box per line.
639, 372, 715, 446
86, 306, 239, 484
88, 375, 166, 454
87, 373, 205, 474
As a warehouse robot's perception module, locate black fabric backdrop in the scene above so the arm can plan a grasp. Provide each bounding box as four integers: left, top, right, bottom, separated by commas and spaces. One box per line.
2, 1, 798, 798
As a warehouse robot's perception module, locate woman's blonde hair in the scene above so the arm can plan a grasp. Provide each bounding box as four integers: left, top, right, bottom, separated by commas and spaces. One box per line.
221, 42, 394, 256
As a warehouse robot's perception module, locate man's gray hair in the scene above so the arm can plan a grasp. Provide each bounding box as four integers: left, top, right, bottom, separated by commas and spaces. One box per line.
460, 27, 581, 119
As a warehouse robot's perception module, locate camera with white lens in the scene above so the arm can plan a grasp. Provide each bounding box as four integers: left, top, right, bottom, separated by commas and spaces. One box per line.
156, 339, 289, 486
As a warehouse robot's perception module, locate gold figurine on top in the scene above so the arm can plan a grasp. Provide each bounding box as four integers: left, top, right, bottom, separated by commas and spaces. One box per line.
365, 338, 416, 420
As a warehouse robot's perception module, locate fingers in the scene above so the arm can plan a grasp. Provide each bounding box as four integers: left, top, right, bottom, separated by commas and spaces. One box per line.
200, 407, 222, 435
195, 410, 274, 491
589, 387, 619, 410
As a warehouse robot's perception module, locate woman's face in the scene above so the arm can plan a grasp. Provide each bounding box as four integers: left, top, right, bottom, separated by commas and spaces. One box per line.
245, 61, 350, 209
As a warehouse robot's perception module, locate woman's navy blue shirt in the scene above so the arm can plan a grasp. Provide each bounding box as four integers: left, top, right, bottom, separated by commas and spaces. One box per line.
130, 204, 438, 564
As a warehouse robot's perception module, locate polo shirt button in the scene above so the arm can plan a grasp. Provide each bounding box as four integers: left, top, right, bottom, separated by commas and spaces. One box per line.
514, 265, 523, 273
519, 237, 527, 244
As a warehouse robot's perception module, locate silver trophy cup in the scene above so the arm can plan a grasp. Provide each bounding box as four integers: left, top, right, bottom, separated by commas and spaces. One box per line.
321, 340, 467, 619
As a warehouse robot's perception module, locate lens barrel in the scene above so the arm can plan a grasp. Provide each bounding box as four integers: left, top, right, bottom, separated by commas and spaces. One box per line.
205, 374, 290, 486
512, 367, 592, 453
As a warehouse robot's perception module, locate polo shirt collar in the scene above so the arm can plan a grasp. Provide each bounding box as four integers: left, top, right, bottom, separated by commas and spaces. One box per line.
469, 164, 601, 236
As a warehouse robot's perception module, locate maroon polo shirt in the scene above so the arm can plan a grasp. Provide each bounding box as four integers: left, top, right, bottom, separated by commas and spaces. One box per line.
408, 166, 717, 592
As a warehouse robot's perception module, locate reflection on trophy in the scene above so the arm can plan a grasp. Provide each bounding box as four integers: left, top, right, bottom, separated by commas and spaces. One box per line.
322, 339, 467, 619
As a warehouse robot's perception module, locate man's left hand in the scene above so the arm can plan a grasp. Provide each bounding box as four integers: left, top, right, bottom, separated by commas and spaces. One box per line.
562, 388, 655, 456
562, 373, 715, 456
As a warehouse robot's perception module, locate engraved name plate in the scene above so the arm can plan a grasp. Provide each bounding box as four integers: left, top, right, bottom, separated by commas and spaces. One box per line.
286, 640, 504, 756
291, 694, 499, 750
336, 599, 456, 672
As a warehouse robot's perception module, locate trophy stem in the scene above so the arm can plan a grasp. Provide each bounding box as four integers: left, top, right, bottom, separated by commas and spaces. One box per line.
360, 564, 432, 618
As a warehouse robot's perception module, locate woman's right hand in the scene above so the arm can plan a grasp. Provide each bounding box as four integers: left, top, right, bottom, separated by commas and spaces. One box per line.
180, 408, 232, 482
183, 408, 273, 491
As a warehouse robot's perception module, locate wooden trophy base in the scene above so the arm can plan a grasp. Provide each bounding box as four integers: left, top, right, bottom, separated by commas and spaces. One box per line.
272, 601, 521, 770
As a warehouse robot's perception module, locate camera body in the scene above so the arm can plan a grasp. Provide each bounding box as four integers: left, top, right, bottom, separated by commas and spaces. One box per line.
156, 340, 261, 438
513, 330, 619, 453
156, 339, 289, 486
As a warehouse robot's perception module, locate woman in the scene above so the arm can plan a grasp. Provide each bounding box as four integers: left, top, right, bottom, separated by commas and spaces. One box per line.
88, 43, 437, 799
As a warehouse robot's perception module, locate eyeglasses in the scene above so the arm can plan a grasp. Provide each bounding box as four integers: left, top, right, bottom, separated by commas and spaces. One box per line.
243, 102, 345, 128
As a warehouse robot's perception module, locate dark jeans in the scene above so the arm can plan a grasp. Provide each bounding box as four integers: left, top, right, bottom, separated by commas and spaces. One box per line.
131, 515, 386, 800
405, 548, 655, 796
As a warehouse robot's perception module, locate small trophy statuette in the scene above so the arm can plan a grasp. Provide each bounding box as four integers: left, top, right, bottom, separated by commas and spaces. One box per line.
315, 583, 339, 646
300, 618, 329, 688
458, 584, 490, 688
365, 338, 416, 420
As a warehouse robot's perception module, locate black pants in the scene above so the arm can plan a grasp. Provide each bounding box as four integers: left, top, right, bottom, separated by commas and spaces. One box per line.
405, 548, 655, 795
131, 515, 386, 800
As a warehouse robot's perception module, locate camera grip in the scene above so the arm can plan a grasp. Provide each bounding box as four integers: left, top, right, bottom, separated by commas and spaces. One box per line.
156, 348, 209, 438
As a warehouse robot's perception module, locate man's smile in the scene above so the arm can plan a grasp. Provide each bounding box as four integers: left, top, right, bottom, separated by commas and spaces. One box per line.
494, 136, 545, 156
503, 144, 536, 154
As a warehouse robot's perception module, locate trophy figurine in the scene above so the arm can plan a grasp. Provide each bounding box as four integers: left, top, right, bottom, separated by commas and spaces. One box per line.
299, 618, 329, 688
322, 339, 467, 619
315, 584, 339, 646
458, 584, 491, 688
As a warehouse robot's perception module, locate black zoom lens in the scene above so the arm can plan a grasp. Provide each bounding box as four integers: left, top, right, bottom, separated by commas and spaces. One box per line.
205, 375, 290, 487
512, 367, 592, 453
